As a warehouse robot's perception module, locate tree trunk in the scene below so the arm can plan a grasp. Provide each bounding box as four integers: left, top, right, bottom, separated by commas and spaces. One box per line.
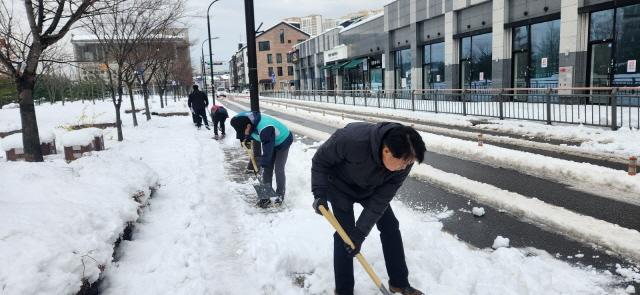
116, 84, 124, 141
142, 82, 151, 120
127, 83, 138, 127
17, 73, 43, 162
159, 88, 164, 109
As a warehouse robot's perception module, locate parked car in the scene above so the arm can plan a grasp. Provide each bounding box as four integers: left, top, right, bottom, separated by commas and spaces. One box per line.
216, 87, 227, 97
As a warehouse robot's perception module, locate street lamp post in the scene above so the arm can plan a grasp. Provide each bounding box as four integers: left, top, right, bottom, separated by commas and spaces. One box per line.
243, 0, 259, 112
207, 0, 220, 105
201, 37, 219, 96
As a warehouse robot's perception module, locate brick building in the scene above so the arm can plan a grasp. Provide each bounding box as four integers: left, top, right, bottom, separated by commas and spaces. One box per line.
255, 22, 309, 91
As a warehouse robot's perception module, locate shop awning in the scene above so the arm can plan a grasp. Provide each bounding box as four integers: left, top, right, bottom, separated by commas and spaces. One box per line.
342, 58, 366, 70
322, 61, 349, 71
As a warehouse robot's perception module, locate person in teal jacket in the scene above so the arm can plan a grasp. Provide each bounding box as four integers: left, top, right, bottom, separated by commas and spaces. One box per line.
230, 111, 293, 208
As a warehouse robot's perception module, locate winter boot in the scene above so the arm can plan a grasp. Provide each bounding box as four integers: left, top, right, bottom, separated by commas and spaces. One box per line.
214, 134, 219, 140
273, 195, 283, 205
256, 198, 271, 208
205, 125, 210, 130
389, 285, 424, 295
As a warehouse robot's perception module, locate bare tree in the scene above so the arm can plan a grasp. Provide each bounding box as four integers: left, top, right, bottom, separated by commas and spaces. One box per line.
122, 62, 139, 126
83, 0, 183, 141
153, 57, 173, 108
0, 0, 109, 161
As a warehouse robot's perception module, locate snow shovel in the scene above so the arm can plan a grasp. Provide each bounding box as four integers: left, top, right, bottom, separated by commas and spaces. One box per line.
243, 141, 277, 200
318, 205, 392, 295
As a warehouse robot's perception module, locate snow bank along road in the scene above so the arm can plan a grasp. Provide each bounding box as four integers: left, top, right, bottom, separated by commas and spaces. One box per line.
258, 97, 632, 171
223, 97, 640, 287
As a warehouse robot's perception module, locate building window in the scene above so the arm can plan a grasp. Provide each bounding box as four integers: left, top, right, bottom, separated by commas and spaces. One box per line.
588, 4, 640, 87
288, 40, 292, 43
287, 53, 293, 63
460, 33, 492, 89
422, 42, 445, 89
268, 67, 274, 77
280, 31, 285, 44
277, 67, 283, 76
258, 41, 270, 51
394, 48, 411, 90
288, 66, 294, 76
512, 19, 560, 88
267, 54, 273, 64
276, 53, 282, 63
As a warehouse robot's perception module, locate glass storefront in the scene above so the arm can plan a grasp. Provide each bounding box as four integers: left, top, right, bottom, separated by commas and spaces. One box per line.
394, 49, 412, 90
588, 3, 640, 87
422, 42, 445, 89
369, 55, 384, 91
512, 19, 560, 88
460, 33, 492, 89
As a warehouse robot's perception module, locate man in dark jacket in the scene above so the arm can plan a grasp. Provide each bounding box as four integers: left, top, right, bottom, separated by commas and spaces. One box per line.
230, 111, 293, 208
311, 122, 426, 295
187, 85, 209, 129
210, 105, 229, 139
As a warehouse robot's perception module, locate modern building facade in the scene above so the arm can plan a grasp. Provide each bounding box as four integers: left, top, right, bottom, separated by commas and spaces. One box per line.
229, 44, 249, 91
71, 28, 192, 87
292, 0, 640, 92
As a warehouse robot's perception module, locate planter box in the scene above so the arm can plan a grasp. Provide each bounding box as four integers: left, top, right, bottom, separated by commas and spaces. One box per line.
93, 135, 105, 151
125, 108, 145, 114
41, 140, 57, 156
63, 143, 94, 162
5, 148, 25, 161
152, 111, 189, 117
69, 123, 116, 130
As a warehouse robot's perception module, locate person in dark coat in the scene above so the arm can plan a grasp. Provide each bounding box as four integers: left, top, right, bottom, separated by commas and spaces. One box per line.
311, 122, 426, 295
230, 111, 293, 208
187, 85, 209, 129
210, 105, 229, 139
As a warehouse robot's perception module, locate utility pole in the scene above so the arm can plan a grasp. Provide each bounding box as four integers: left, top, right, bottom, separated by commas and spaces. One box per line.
243, 0, 259, 112
207, 0, 219, 105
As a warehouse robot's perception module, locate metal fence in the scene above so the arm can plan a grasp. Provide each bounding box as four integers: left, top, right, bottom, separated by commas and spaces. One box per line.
260, 88, 640, 130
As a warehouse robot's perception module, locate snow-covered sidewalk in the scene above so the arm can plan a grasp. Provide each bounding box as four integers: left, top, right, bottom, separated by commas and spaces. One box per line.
1, 98, 634, 294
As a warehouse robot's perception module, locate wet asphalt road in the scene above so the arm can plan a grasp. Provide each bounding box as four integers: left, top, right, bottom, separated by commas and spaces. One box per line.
223, 99, 639, 289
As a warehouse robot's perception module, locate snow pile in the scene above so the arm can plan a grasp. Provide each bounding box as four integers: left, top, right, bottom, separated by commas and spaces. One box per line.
492, 236, 511, 249
627, 285, 636, 294
151, 99, 189, 114
0, 151, 158, 295
616, 264, 640, 282
1, 102, 19, 109
0, 130, 56, 151
472, 207, 485, 217
61, 128, 102, 147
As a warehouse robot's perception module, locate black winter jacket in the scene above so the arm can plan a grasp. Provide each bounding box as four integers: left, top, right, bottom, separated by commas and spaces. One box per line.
311, 122, 412, 237
188, 90, 209, 110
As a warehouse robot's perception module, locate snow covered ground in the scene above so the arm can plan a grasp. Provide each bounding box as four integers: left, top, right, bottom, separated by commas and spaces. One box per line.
259, 96, 640, 158
1, 97, 636, 294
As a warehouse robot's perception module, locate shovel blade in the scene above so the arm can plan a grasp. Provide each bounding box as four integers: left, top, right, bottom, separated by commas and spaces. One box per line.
253, 183, 277, 200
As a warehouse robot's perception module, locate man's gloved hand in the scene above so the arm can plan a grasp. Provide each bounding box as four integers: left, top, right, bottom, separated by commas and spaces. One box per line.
312, 197, 328, 215
344, 228, 366, 257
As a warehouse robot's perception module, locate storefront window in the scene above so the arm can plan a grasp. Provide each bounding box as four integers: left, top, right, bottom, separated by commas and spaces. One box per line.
394, 49, 411, 90
512, 20, 560, 88
460, 33, 492, 88
588, 4, 640, 87
422, 42, 445, 89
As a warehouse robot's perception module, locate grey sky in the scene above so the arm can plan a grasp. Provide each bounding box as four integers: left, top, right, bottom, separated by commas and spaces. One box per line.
183, 0, 390, 72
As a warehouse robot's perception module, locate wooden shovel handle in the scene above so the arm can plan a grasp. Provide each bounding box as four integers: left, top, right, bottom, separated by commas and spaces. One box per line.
318, 205, 391, 294
244, 141, 259, 176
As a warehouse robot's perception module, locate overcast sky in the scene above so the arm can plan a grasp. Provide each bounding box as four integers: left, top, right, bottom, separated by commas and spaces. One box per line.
183, 0, 390, 72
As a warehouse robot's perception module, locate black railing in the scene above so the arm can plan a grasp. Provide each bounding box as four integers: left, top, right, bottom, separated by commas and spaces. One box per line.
259, 88, 640, 130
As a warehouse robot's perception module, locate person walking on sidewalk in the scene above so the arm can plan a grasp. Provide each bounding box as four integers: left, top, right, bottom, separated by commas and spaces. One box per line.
311, 122, 426, 295
188, 85, 209, 130
230, 111, 293, 208
210, 104, 229, 139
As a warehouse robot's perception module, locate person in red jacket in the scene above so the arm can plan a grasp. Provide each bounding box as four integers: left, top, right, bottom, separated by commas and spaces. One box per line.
210, 105, 229, 139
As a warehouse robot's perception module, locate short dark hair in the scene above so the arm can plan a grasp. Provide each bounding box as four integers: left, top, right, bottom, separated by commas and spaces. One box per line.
383, 125, 426, 163
193, 85, 199, 90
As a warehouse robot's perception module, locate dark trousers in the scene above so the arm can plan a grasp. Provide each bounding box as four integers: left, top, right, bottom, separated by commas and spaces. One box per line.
332, 204, 409, 295
194, 109, 208, 127
212, 117, 226, 136
261, 144, 290, 197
